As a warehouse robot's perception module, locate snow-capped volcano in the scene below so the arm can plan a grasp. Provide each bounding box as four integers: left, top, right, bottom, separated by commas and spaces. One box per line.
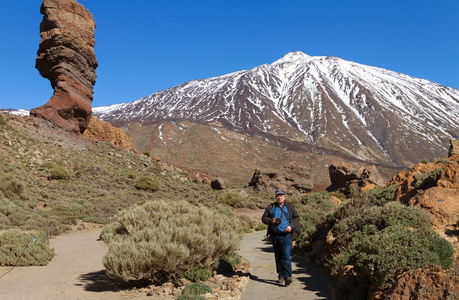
93, 51, 459, 167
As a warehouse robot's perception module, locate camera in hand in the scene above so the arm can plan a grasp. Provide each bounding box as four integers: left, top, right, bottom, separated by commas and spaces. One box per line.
274, 218, 281, 225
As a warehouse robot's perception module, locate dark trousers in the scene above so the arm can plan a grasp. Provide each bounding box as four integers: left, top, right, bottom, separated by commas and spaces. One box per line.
271, 233, 293, 279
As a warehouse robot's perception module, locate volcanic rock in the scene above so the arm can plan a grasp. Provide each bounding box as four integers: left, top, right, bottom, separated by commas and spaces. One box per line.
327, 162, 385, 195
408, 187, 459, 228
449, 139, 459, 157
378, 265, 459, 300
390, 157, 459, 204
31, 0, 98, 134
83, 117, 134, 151
211, 178, 226, 190
389, 157, 459, 230
248, 162, 313, 195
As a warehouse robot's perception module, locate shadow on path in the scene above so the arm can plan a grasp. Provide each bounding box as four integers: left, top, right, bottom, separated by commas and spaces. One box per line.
78, 270, 151, 293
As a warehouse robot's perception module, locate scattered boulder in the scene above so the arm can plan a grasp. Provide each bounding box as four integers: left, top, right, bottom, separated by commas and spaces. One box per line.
248, 162, 313, 195
211, 178, 226, 190
31, 0, 98, 134
327, 162, 385, 195
188, 171, 212, 185
83, 117, 133, 151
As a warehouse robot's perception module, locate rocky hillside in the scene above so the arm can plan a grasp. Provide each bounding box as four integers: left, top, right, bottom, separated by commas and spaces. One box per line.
120, 120, 405, 187
94, 52, 459, 169
0, 112, 276, 236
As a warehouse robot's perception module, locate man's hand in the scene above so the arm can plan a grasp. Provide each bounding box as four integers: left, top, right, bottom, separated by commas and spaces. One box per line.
271, 218, 277, 224
285, 225, 292, 232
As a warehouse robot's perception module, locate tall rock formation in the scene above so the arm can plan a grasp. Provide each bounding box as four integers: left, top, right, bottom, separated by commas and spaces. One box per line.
31, 0, 98, 134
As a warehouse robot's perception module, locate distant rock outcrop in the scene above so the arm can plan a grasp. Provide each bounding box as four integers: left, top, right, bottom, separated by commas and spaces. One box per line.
83, 117, 134, 151
449, 139, 459, 157
248, 162, 313, 195
389, 156, 459, 229
31, 0, 98, 134
326, 162, 386, 195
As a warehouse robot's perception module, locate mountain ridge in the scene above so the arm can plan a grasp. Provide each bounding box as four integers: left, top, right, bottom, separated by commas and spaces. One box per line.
93, 52, 459, 168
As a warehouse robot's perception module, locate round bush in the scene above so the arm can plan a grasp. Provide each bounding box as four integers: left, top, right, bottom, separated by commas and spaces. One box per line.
329, 202, 455, 298
181, 282, 212, 296
49, 166, 71, 181
0, 172, 26, 199
101, 200, 242, 283
134, 176, 160, 192
0, 229, 54, 266
219, 192, 246, 208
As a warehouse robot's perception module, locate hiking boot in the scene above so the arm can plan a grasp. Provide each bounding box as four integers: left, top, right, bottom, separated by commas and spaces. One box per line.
285, 277, 292, 286
277, 277, 285, 283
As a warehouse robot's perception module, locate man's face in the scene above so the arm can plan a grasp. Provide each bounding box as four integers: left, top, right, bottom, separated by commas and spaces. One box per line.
276, 194, 285, 205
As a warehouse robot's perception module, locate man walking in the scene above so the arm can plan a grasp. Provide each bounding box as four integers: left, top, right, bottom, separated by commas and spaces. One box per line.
262, 188, 301, 286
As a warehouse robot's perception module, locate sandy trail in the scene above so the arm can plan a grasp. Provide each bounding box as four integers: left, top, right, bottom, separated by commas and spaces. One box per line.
238, 231, 333, 300
1, 223, 333, 300
0, 226, 148, 300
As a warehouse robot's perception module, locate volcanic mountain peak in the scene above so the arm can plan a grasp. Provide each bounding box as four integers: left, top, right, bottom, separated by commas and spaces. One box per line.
272, 51, 311, 65
93, 52, 459, 168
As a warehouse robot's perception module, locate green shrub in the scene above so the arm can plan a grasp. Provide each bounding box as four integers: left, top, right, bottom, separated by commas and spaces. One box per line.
435, 158, 448, 164
0, 229, 54, 266
0, 172, 26, 200
176, 295, 206, 300
414, 169, 442, 190
49, 166, 71, 181
101, 200, 242, 283
134, 176, 160, 192
296, 192, 335, 251
329, 202, 455, 298
364, 184, 398, 206
331, 202, 432, 250
219, 192, 246, 208
142, 150, 151, 157
183, 263, 212, 282
352, 226, 454, 288
181, 282, 212, 296
0, 198, 27, 226
420, 159, 429, 164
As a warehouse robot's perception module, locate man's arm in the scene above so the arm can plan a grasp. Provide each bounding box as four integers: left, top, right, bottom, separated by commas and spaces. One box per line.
262, 203, 273, 225
286, 202, 302, 235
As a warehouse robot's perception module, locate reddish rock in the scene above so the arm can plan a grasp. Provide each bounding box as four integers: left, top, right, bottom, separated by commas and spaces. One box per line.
83, 117, 134, 151
378, 265, 459, 300
31, 0, 98, 134
248, 162, 313, 195
327, 162, 385, 195
408, 187, 459, 229
449, 139, 459, 157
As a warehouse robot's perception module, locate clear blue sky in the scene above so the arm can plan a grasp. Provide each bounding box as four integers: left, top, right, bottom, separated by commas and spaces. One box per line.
1, 0, 458, 110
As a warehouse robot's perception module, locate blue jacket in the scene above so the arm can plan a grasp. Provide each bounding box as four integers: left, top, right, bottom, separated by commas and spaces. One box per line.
262, 201, 301, 237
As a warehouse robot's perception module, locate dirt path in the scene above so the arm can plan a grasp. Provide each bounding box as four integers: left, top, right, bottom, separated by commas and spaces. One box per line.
1, 224, 333, 300
0, 226, 148, 300
238, 231, 333, 300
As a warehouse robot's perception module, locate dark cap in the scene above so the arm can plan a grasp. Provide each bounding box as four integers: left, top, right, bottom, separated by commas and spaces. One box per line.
275, 188, 285, 195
